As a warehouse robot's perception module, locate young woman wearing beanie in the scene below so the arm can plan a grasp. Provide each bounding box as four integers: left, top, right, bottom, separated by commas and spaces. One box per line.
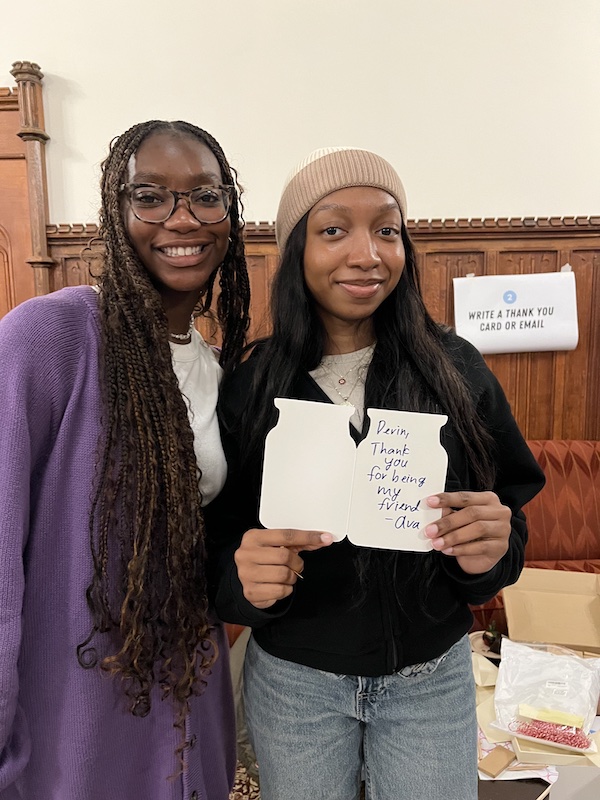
207, 147, 544, 799
0, 120, 250, 800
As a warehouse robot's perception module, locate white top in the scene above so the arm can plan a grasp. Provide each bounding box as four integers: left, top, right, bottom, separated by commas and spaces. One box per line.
169, 330, 227, 506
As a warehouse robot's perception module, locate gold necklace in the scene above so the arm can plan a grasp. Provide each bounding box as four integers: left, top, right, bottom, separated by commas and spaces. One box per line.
318, 347, 374, 404
323, 360, 363, 386
328, 373, 364, 404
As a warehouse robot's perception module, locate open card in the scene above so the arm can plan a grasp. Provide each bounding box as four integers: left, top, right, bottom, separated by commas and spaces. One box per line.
259, 399, 448, 551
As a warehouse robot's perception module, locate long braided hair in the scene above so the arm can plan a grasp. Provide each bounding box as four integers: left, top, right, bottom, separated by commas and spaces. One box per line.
78, 121, 250, 742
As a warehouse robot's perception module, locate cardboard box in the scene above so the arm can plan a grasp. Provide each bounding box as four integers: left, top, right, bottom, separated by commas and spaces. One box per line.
478, 744, 517, 777
502, 569, 600, 763
503, 568, 600, 655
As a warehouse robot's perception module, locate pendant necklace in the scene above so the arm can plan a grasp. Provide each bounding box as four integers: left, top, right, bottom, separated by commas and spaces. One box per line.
316, 345, 374, 406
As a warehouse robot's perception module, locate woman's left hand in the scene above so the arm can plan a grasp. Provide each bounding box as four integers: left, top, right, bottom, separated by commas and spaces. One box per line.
424, 491, 512, 575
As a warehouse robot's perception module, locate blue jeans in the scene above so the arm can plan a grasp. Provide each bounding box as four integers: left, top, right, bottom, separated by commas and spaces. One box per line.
244, 634, 477, 800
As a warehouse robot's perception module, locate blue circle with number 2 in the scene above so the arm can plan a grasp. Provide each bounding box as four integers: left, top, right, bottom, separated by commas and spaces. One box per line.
503, 290, 517, 304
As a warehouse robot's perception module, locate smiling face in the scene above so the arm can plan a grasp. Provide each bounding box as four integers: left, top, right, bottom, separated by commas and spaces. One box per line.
122, 131, 231, 312
303, 186, 405, 351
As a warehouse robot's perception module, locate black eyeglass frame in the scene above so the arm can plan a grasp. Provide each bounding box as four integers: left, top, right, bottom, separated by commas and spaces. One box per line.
119, 182, 234, 224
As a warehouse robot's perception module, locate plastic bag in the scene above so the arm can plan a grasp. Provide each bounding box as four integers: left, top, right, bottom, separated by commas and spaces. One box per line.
493, 638, 600, 753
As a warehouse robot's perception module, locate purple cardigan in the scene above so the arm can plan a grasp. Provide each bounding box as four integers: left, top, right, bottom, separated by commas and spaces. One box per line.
0, 286, 235, 800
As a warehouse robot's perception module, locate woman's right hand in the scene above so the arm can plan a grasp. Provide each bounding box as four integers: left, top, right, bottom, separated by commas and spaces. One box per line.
234, 528, 333, 609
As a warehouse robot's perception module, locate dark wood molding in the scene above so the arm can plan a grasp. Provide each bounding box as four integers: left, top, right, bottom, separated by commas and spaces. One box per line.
406, 216, 600, 237
245, 216, 600, 242
10, 62, 49, 141
0, 86, 19, 111
47, 223, 101, 242
49, 216, 600, 244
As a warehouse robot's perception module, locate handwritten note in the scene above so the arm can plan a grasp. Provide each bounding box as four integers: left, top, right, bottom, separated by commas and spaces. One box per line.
348, 409, 448, 550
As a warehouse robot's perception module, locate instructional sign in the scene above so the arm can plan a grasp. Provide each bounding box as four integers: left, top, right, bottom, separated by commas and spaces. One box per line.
453, 268, 579, 354
259, 399, 448, 551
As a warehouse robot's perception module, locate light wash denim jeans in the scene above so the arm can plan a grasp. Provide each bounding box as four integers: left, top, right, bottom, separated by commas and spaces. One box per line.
244, 634, 477, 800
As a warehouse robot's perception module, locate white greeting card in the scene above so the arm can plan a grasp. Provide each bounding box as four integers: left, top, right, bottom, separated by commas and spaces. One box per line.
259, 398, 448, 551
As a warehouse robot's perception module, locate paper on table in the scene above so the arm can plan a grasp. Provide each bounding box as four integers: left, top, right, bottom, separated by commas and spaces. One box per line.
478, 695, 512, 745
472, 651, 500, 687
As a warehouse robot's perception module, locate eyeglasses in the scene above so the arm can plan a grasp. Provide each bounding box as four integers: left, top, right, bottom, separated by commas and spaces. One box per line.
120, 182, 233, 224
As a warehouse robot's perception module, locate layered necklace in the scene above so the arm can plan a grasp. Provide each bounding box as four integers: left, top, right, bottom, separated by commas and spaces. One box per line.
311, 344, 375, 407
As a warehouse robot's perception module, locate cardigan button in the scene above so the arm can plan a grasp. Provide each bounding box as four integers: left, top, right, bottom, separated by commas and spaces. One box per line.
188, 734, 197, 749
191, 792, 198, 800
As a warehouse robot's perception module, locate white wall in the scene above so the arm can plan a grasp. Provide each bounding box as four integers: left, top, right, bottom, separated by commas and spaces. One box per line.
1, 0, 599, 224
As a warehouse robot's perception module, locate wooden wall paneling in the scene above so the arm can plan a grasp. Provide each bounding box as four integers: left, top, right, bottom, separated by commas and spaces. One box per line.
567, 247, 600, 440
45, 224, 101, 293
587, 262, 600, 440
241, 224, 279, 343
45, 218, 600, 440
245, 242, 279, 341
0, 87, 20, 150
495, 248, 559, 439
407, 218, 600, 440
194, 226, 279, 346
418, 250, 486, 324
194, 241, 278, 346
0, 225, 15, 317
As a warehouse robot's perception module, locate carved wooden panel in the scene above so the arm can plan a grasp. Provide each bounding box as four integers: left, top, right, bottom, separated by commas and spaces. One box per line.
419, 251, 486, 322
43, 225, 100, 293
244, 244, 279, 341
45, 218, 600, 441
198, 223, 280, 345
0, 228, 15, 318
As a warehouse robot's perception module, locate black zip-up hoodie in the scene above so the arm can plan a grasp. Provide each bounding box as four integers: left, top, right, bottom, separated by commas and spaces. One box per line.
206, 332, 545, 676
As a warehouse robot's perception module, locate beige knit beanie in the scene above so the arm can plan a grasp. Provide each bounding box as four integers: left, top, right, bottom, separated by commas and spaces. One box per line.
275, 147, 407, 252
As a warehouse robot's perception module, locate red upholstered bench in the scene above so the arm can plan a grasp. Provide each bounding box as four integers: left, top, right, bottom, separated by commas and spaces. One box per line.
470, 439, 600, 633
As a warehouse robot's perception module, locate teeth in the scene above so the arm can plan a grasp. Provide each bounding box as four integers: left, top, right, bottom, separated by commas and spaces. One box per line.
162, 245, 204, 257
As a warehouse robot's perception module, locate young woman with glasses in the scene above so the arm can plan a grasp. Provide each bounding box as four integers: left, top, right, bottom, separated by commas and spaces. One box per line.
208, 147, 545, 800
0, 120, 250, 800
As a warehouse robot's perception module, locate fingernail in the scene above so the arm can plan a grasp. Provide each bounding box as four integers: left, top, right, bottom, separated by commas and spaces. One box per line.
432, 538, 445, 549
320, 533, 334, 544
442, 547, 454, 555
426, 495, 440, 507
424, 524, 438, 538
